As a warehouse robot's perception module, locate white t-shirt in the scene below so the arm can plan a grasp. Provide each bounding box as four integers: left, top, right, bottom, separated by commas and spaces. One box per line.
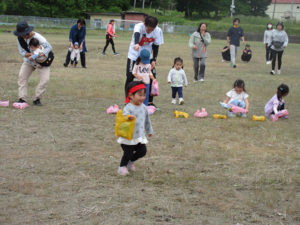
127, 23, 164, 61
226, 89, 249, 101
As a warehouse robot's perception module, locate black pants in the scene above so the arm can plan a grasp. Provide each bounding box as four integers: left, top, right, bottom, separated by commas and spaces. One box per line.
271, 103, 285, 115
120, 143, 147, 167
65, 50, 86, 67
124, 58, 136, 94
103, 34, 116, 53
265, 45, 272, 61
71, 57, 78, 65
148, 67, 156, 104
271, 49, 283, 70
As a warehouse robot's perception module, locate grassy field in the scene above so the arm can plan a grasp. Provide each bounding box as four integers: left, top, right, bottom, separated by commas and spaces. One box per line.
0, 29, 300, 225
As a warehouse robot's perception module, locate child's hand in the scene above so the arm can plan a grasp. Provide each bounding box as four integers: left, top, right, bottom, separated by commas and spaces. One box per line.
148, 134, 152, 137
134, 44, 140, 51
168, 81, 171, 84
127, 115, 135, 120
193, 45, 198, 50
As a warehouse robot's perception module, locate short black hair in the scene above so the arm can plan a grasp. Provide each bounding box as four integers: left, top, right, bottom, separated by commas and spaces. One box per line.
197, 23, 207, 33
233, 18, 240, 24
173, 57, 183, 68
233, 79, 246, 92
77, 19, 86, 26
276, 21, 284, 29
245, 44, 250, 48
125, 81, 146, 99
29, 38, 39, 47
144, 16, 158, 28
277, 84, 289, 100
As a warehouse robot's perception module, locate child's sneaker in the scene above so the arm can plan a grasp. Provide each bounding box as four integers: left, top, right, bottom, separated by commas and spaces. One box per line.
200, 78, 204, 82
227, 112, 236, 117
270, 70, 275, 75
114, 52, 120, 56
277, 70, 281, 75
241, 113, 247, 118
0, 100, 9, 107
179, 98, 184, 105
118, 166, 129, 176
266, 61, 271, 65
127, 161, 136, 171
171, 99, 176, 104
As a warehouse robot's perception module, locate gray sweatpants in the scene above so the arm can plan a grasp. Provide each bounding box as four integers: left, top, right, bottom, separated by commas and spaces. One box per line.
230, 45, 240, 65
193, 57, 206, 80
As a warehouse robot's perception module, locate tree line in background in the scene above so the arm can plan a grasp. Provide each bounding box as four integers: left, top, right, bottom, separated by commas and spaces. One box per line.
0, 0, 271, 18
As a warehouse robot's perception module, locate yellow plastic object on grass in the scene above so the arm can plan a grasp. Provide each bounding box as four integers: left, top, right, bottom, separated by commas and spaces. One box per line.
213, 114, 227, 119
252, 115, 266, 121
174, 110, 189, 118
115, 110, 136, 140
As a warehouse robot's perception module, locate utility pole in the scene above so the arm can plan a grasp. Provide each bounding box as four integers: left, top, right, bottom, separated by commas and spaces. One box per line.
291, 0, 295, 18
272, 0, 277, 19
230, 0, 235, 17
134, 0, 136, 9
142, 0, 145, 9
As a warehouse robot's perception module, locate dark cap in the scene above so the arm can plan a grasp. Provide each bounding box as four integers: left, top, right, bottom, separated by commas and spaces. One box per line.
14, 21, 34, 36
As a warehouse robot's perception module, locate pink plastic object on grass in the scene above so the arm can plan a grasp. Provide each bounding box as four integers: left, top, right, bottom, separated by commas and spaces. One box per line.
147, 105, 156, 115
150, 80, 159, 96
106, 104, 119, 114
271, 109, 288, 121
194, 108, 208, 118
13, 102, 29, 109
229, 104, 247, 114
0, 100, 9, 107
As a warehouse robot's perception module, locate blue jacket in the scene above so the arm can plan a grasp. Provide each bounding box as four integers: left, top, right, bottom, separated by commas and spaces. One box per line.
69, 24, 87, 53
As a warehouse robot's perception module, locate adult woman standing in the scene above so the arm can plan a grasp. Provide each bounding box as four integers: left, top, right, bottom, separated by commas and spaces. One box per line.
63, 19, 87, 68
270, 22, 288, 75
264, 23, 273, 64
102, 20, 119, 56
189, 23, 211, 82
13, 21, 53, 106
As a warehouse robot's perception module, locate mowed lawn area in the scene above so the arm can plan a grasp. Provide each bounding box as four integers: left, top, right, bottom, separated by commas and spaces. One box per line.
0, 29, 299, 225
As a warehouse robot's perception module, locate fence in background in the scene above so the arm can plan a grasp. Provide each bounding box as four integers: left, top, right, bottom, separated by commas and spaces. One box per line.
0, 15, 195, 34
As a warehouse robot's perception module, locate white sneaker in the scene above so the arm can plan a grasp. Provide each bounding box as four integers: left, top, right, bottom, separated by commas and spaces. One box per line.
266, 61, 271, 65
277, 70, 281, 75
171, 99, 176, 104
200, 78, 204, 82
179, 98, 184, 105
222, 59, 225, 63
118, 166, 129, 176
270, 70, 275, 75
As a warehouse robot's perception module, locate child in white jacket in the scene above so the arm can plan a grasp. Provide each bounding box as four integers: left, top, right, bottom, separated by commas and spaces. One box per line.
168, 57, 188, 105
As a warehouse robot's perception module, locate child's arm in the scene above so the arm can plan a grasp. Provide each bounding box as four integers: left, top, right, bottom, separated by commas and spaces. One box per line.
123, 105, 135, 120
145, 109, 153, 137
150, 73, 155, 81
224, 96, 231, 104
182, 71, 188, 86
167, 70, 172, 83
245, 98, 249, 113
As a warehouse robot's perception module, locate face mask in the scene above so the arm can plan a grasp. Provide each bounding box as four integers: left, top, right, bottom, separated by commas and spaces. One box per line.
268, 24, 272, 29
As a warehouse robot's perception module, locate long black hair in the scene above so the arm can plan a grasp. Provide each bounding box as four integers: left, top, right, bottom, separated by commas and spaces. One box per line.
277, 84, 289, 100
233, 79, 246, 92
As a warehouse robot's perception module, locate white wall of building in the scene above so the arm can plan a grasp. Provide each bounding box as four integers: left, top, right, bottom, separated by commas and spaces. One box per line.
266, 3, 300, 20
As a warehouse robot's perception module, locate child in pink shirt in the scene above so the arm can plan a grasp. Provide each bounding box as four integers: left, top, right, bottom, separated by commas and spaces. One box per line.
132, 49, 155, 105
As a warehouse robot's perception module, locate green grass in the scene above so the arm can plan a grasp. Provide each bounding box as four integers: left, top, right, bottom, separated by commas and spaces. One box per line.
0, 31, 300, 224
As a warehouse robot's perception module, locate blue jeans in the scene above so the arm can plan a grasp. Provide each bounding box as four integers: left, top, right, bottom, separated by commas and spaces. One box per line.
229, 99, 246, 108
171, 87, 183, 98
143, 84, 150, 106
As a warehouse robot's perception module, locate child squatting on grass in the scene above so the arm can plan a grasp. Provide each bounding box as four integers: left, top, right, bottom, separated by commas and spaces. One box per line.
117, 81, 153, 176
167, 57, 188, 105
223, 79, 249, 117
264, 84, 289, 121
132, 49, 156, 106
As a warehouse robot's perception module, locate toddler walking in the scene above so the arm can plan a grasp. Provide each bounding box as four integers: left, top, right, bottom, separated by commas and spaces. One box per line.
167, 57, 188, 105
264, 84, 289, 121
222, 79, 249, 117
132, 49, 155, 106
118, 81, 153, 175
70, 42, 80, 67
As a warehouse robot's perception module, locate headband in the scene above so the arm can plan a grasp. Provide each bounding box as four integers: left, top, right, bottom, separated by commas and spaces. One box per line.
125, 84, 146, 103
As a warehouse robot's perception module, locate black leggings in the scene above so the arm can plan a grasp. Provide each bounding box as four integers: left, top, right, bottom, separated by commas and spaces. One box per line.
124, 58, 136, 94
120, 143, 147, 167
271, 49, 283, 70
265, 45, 272, 61
103, 34, 115, 53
